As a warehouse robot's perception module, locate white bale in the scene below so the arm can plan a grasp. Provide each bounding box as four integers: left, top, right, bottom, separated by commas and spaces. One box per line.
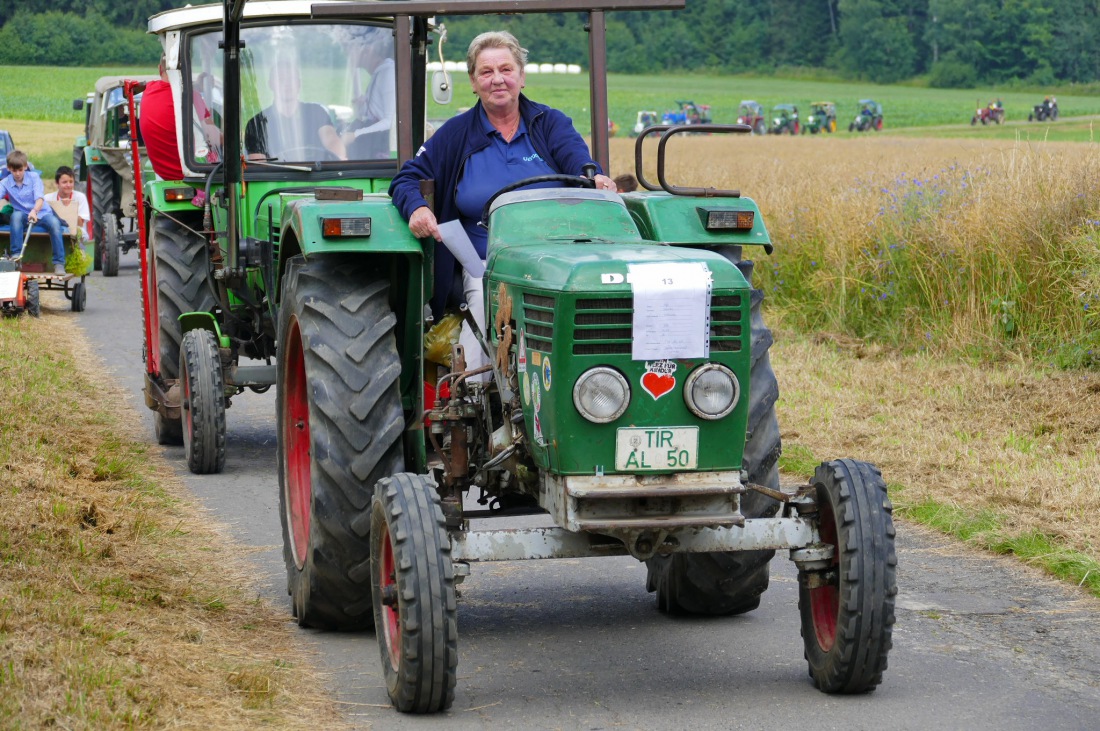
552, 63, 567, 73
566, 64, 581, 74
539, 63, 554, 73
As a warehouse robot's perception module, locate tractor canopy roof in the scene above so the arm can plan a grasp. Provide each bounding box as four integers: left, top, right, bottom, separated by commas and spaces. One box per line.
148, 0, 370, 32
811, 101, 835, 110
772, 104, 797, 112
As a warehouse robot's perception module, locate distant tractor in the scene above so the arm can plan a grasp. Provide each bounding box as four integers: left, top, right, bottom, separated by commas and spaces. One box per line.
72, 75, 158, 276
631, 110, 660, 137
849, 99, 883, 132
662, 100, 712, 126
1029, 97, 1058, 122
736, 100, 766, 135
768, 104, 800, 135
803, 101, 836, 134
971, 99, 1005, 125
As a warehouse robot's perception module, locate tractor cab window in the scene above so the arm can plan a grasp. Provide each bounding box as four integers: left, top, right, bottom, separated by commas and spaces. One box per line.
186, 23, 396, 168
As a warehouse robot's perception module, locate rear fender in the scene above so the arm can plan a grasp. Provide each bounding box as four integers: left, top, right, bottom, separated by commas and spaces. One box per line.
282, 196, 422, 258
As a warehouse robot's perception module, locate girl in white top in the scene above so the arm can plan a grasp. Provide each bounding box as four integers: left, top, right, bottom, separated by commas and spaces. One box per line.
43, 165, 91, 239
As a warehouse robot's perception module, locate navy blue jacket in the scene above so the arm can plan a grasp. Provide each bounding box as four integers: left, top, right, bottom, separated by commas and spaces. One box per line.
389, 95, 601, 318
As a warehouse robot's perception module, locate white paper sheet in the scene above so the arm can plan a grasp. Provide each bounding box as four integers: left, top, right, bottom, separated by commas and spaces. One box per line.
437, 219, 485, 278
628, 262, 711, 360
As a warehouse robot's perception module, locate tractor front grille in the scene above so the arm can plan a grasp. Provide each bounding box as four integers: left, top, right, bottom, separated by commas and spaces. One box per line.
571, 292, 744, 356
522, 293, 555, 352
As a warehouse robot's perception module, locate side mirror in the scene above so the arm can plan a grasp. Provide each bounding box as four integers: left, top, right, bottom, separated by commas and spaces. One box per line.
431, 70, 452, 106
72, 99, 84, 111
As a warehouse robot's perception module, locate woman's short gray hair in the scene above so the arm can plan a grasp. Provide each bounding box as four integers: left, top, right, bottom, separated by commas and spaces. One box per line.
466, 31, 528, 76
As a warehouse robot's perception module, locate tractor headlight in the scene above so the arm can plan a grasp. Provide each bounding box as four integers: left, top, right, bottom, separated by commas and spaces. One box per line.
573, 367, 630, 424
683, 364, 739, 420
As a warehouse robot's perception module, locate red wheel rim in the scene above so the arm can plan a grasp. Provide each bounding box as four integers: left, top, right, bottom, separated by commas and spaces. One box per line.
283, 317, 312, 569
379, 521, 401, 671
810, 496, 839, 651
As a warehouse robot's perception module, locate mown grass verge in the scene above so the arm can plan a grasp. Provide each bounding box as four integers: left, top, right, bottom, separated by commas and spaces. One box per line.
772, 336, 1100, 599
0, 313, 344, 728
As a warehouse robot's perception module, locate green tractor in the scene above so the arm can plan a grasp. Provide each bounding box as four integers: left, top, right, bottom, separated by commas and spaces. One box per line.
135, 0, 896, 713
768, 103, 800, 135
73, 75, 158, 276
803, 101, 836, 134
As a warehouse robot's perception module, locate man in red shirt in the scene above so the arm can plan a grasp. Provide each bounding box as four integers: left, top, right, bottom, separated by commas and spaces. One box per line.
140, 57, 185, 181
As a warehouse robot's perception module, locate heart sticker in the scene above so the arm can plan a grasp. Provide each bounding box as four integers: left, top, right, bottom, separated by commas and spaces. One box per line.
641, 371, 675, 400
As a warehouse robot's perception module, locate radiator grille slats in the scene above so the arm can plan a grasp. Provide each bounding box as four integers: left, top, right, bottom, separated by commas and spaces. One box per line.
518, 291, 745, 356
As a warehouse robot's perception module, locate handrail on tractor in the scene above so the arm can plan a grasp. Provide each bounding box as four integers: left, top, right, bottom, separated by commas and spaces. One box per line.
633, 124, 752, 198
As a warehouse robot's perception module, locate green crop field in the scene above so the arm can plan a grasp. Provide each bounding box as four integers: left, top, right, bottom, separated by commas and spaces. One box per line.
6, 63, 1100, 135
0, 65, 157, 122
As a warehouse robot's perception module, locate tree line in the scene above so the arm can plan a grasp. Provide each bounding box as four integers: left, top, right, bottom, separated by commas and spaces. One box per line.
0, 0, 1096, 87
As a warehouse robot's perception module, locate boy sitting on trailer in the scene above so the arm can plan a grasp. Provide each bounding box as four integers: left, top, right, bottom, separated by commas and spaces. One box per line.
0, 151, 67, 274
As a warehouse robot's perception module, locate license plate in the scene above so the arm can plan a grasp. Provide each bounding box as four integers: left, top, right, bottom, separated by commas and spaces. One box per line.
615, 427, 699, 471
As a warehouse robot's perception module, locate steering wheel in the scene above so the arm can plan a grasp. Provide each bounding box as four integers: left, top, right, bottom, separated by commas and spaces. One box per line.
273, 145, 331, 162
480, 173, 597, 227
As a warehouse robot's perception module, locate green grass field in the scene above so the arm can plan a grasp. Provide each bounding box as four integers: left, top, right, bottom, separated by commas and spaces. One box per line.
6, 63, 1100, 136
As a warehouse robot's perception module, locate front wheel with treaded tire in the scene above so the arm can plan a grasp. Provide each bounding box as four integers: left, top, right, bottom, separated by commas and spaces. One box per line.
277, 255, 406, 630
102, 215, 120, 277
371, 473, 457, 713
180, 328, 226, 474
645, 254, 780, 615
799, 459, 897, 694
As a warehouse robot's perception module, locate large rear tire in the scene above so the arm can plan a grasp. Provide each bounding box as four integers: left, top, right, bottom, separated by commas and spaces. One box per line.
180, 328, 227, 474
371, 473, 457, 713
799, 459, 896, 693
90, 166, 114, 273
154, 411, 183, 446
277, 255, 405, 630
646, 255, 781, 615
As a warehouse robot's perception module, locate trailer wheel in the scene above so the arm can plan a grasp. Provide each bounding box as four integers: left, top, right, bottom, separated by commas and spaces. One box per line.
90, 166, 114, 272
277, 255, 405, 630
102, 215, 120, 277
371, 473, 457, 713
799, 459, 896, 694
646, 255, 780, 615
180, 328, 226, 474
71, 281, 86, 312
25, 279, 40, 317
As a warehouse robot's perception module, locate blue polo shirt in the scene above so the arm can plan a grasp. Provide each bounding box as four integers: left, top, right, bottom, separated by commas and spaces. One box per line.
454, 107, 558, 257
1, 168, 52, 218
